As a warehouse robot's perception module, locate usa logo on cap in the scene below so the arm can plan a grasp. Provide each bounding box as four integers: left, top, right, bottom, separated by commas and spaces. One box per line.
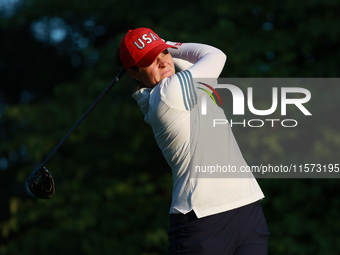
119, 27, 177, 70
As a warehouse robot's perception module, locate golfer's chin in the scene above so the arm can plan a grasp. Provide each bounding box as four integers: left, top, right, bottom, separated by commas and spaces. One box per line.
160, 69, 175, 80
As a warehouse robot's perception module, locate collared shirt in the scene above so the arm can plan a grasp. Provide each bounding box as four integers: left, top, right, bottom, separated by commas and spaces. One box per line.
132, 43, 264, 218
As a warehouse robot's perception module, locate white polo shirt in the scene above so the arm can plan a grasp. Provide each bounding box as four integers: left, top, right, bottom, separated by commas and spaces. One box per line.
132, 42, 264, 218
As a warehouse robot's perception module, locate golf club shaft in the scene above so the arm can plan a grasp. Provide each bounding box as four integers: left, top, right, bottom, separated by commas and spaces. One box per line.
42, 68, 126, 166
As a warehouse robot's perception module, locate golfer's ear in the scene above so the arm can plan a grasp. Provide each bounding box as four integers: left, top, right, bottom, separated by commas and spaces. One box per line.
128, 69, 139, 80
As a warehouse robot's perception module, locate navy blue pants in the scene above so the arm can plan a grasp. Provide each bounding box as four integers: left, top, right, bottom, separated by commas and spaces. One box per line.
167, 201, 269, 255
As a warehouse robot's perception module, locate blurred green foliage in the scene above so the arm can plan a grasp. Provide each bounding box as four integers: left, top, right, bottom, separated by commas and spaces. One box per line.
1, 0, 340, 254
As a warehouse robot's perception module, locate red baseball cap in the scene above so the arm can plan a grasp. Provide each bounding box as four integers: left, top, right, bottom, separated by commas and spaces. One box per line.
119, 28, 177, 70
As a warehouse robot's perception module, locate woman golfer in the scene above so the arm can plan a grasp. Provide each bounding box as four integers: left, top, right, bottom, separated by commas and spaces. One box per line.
117, 27, 269, 255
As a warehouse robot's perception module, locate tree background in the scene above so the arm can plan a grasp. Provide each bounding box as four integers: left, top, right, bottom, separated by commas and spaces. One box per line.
1, 0, 340, 254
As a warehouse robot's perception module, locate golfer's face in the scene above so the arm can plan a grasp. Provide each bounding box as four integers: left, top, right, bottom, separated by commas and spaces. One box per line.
138, 49, 175, 88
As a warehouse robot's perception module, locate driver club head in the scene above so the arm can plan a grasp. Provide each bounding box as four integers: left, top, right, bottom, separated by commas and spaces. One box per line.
27, 165, 55, 199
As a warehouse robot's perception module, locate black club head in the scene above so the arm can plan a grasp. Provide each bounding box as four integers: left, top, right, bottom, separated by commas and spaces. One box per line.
27, 165, 55, 199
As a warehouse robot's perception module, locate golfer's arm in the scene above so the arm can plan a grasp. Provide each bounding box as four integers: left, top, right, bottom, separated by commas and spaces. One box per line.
167, 42, 226, 78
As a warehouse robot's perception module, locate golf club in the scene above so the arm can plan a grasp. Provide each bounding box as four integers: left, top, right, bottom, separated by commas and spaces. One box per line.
27, 68, 126, 199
